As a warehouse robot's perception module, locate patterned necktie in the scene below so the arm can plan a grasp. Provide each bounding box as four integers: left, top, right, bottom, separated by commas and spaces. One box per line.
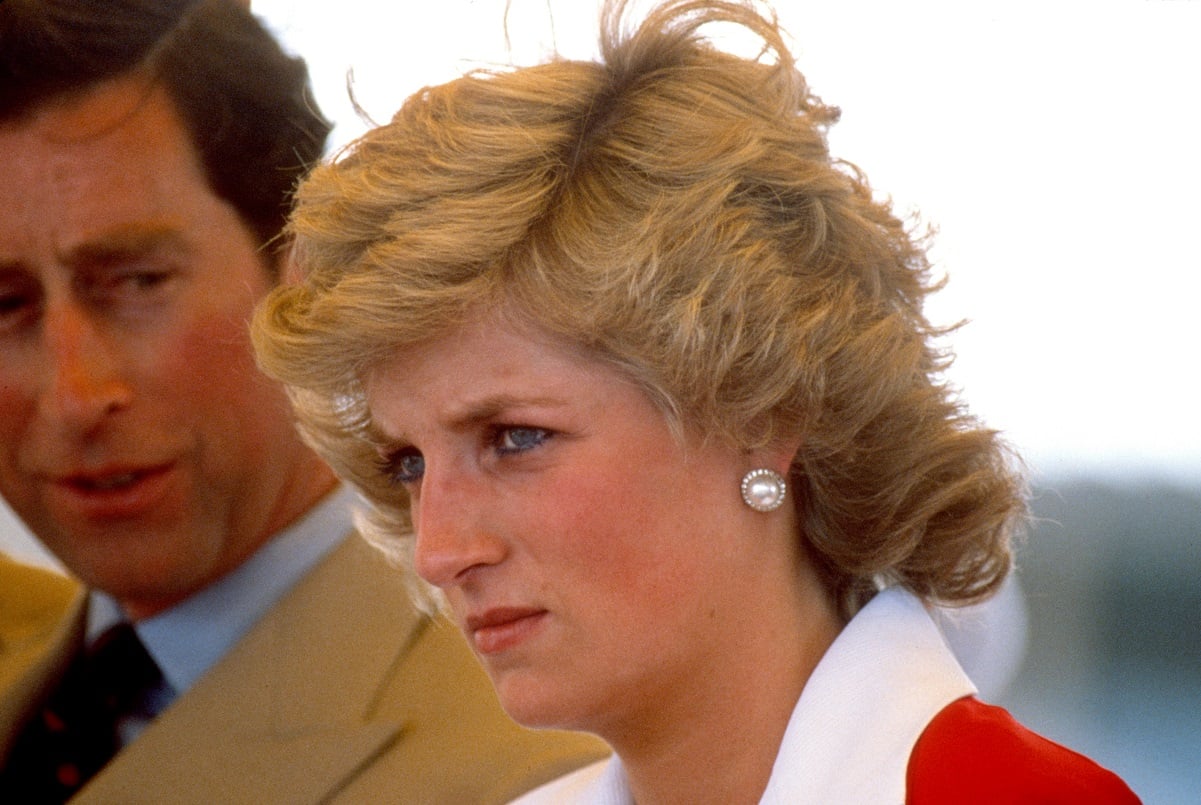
0, 622, 163, 803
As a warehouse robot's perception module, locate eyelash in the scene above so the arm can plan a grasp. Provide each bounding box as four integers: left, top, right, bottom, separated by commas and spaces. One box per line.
494, 425, 552, 455
378, 425, 553, 486
379, 448, 424, 486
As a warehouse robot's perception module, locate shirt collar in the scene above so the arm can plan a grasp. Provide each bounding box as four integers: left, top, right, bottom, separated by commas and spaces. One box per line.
761, 586, 976, 802
89, 484, 359, 695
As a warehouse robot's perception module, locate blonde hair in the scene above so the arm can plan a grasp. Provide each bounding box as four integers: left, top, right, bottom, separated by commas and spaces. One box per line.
253, 0, 1025, 616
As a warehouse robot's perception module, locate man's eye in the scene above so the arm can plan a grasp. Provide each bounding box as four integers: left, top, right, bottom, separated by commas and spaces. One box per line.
0, 287, 39, 332
80, 265, 176, 300
126, 271, 171, 289
112, 269, 173, 292
0, 292, 31, 315
496, 427, 551, 454
381, 449, 425, 485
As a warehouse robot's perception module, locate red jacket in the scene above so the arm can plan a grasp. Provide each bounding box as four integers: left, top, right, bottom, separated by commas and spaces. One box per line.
908, 697, 1140, 803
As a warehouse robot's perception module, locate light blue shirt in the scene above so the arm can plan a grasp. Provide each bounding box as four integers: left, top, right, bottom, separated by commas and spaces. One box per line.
86, 484, 360, 739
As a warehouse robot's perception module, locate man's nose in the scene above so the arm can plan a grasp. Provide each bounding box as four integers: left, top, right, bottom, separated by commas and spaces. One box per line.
36, 304, 133, 431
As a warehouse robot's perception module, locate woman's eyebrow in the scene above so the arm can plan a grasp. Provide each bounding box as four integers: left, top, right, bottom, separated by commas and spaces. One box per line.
367, 393, 568, 446
444, 394, 567, 428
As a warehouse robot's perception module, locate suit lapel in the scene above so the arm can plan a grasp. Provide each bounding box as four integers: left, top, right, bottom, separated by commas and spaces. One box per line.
0, 561, 85, 763
77, 534, 430, 803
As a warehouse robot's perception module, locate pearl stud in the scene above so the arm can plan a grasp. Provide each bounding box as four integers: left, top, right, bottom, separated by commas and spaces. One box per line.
740, 468, 787, 512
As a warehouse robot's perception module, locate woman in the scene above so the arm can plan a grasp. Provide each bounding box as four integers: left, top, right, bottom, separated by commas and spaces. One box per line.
252, 1, 1138, 801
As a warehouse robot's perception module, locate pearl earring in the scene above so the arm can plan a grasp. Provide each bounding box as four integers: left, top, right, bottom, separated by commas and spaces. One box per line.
740, 468, 787, 512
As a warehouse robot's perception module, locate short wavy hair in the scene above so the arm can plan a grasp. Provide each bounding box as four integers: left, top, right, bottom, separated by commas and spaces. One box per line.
253, 0, 1025, 616
0, 0, 331, 257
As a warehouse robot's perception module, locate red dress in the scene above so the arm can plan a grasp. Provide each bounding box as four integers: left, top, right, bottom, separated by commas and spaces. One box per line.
908, 697, 1141, 803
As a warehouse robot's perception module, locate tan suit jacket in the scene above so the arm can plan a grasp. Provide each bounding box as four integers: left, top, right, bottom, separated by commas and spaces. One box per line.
0, 539, 607, 803
0, 556, 86, 764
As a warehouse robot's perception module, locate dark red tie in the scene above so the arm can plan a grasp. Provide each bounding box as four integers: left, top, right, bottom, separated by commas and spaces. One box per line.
0, 622, 163, 802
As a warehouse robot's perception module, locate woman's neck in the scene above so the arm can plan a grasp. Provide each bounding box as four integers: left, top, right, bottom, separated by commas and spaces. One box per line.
606, 563, 845, 805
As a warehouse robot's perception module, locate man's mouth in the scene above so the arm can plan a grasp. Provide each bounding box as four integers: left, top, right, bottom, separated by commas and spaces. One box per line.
72, 471, 142, 491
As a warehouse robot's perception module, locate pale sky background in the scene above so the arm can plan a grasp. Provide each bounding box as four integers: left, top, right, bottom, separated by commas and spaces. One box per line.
252, 0, 1201, 482
3, 0, 1199, 564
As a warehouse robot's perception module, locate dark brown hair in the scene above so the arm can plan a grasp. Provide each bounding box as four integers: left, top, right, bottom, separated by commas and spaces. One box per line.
0, 0, 331, 254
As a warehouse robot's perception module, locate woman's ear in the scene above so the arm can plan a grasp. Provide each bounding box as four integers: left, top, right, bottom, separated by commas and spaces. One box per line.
747, 436, 802, 477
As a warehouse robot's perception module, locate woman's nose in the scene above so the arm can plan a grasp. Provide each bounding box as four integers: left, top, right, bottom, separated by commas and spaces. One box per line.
411, 467, 507, 588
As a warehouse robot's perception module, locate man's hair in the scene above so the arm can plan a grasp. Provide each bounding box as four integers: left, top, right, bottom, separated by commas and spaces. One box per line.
253, 0, 1025, 616
0, 0, 331, 254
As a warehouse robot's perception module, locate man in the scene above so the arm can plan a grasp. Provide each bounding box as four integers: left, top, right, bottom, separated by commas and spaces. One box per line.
0, 1, 605, 801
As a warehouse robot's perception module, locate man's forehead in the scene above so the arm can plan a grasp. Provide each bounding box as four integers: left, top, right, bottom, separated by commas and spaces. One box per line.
23, 73, 166, 146
0, 73, 214, 272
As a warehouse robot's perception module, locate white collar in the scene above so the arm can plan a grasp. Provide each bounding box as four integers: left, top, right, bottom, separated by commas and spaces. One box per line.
513, 587, 975, 804
761, 586, 976, 802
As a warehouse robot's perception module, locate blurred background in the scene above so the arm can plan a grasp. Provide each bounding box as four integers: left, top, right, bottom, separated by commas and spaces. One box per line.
4, 1, 1197, 799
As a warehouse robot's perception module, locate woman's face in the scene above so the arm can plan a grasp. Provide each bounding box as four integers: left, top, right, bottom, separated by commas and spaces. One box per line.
366, 311, 796, 734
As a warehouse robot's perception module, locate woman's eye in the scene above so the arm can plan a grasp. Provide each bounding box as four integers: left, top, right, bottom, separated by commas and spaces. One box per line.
382, 449, 425, 485
496, 427, 551, 454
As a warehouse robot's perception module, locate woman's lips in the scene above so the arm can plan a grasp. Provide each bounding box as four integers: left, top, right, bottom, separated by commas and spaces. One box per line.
466, 607, 549, 655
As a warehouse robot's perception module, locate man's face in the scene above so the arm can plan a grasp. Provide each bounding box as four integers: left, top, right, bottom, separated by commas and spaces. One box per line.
0, 76, 333, 618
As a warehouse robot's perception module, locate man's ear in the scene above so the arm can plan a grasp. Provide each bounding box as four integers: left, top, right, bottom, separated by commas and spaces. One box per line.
279, 241, 306, 286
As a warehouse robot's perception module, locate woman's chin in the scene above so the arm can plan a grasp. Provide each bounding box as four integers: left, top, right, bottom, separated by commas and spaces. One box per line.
492, 673, 592, 732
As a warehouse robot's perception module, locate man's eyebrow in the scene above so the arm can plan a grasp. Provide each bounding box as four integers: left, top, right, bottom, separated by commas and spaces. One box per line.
60, 223, 190, 268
